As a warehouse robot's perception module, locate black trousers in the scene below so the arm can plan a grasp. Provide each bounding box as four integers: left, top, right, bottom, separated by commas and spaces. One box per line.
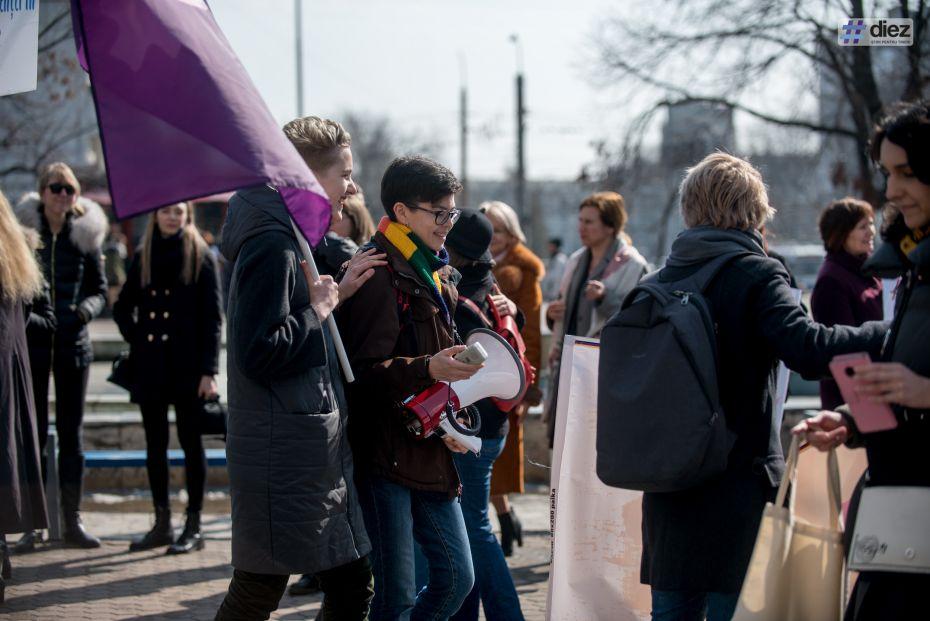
215, 555, 374, 621
139, 398, 206, 512
31, 352, 90, 512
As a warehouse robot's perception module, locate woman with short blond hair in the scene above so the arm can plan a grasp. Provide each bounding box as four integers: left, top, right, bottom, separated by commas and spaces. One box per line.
0, 187, 49, 598
639, 153, 887, 619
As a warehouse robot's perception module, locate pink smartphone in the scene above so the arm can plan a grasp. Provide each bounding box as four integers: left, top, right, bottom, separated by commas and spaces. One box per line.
829, 353, 898, 433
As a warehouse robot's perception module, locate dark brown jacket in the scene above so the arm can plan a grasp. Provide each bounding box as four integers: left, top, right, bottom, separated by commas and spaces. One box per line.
337, 231, 460, 496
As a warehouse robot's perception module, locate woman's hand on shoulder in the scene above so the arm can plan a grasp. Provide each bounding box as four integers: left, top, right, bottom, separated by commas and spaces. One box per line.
854, 362, 930, 409
337, 248, 387, 305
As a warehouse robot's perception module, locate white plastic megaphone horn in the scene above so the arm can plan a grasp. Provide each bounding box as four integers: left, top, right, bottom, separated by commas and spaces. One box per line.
403, 328, 526, 454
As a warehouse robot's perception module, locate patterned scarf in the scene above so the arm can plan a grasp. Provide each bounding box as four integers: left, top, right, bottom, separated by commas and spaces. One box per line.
900, 224, 930, 258
378, 217, 451, 323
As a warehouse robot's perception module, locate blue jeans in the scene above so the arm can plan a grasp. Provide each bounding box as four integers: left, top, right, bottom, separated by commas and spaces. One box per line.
357, 474, 474, 621
651, 589, 739, 621
450, 437, 524, 621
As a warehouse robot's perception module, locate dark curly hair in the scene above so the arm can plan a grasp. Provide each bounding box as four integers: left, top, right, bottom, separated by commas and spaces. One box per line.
869, 99, 930, 186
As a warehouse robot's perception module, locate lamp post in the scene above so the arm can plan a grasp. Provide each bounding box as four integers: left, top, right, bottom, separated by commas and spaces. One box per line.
509, 34, 526, 222
459, 52, 468, 208
295, 0, 304, 116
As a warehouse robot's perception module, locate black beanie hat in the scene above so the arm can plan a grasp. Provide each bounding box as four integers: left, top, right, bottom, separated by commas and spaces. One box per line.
445, 208, 493, 262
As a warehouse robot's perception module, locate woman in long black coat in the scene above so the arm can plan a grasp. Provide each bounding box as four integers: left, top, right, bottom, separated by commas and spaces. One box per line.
114, 202, 222, 555
15, 163, 108, 550
0, 188, 48, 603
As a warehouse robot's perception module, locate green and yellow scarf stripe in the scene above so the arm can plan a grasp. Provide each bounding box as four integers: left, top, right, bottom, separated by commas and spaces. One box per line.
378, 217, 451, 322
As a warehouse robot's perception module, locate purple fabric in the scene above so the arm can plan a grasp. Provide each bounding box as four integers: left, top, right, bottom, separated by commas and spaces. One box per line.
810, 250, 883, 409
70, 0, 331, 246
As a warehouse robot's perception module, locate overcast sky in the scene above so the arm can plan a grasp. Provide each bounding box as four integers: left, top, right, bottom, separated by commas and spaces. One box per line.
210, 0, 622, 182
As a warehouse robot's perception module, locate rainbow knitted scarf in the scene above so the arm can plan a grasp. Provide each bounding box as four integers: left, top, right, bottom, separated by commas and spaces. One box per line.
378, 217, 451, 323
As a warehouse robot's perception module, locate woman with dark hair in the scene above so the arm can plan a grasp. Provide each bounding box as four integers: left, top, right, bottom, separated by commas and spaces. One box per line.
811, 198, 883, 409
114, 202, 222, 555
14, 162, 107, 550
796, 99, 930, 621
544, 191, 649, 446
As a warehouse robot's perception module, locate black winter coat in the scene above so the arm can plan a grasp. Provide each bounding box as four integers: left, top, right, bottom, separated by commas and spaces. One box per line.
640, 227, 888, 593
113, 233, 223, 404
855, 235, 930, 488
15, 194, 107, 368
0, 293, 48, 534
219, 184, 370, 575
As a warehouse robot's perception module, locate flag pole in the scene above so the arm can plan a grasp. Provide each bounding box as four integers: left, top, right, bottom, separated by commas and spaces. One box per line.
290, 219, 356, 383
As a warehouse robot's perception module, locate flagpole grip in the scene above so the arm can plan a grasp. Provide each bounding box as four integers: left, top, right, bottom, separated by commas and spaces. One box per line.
290, 220, 356, 383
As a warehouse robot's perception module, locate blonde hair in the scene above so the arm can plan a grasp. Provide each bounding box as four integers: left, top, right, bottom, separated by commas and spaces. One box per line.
679, 152, 775, 230
140, 203, 209, 287
38, 162, 85, 216
341, 192, 376, 246
282, 116, 351, 170
0, 188, 44, 302
479, 200, 527, 244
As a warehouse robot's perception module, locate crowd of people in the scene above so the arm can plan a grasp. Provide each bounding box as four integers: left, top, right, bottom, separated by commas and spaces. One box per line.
0, 98, 927, 621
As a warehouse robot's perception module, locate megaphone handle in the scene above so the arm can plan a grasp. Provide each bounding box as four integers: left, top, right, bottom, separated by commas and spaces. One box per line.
439, 419, 482, 454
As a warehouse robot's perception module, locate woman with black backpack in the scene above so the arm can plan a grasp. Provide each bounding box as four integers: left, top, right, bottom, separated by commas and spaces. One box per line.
114, 202, 222, 555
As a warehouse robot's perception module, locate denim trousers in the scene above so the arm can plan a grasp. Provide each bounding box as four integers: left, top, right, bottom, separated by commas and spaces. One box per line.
356, 474, 474, 620
449, 436, 524, 621
651, 589, 739, 621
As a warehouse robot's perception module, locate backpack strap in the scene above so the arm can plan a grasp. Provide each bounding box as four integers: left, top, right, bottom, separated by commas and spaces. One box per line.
663, 251, 754, 295
460, 296, 494, 328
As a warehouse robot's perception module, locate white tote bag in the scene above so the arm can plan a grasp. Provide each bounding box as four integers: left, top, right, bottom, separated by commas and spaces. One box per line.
733, 436, 845, 621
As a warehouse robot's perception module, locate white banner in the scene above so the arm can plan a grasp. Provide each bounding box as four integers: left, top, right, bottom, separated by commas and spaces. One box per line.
547, 336, 651, 621
0, 0, 39, 97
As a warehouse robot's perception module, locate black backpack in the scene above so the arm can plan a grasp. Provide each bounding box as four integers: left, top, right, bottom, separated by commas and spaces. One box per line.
595, 252, 747, 492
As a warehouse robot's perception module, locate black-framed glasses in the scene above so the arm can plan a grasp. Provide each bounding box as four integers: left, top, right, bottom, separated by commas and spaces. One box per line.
405, 204, 461, 225
48, 182, 76, 196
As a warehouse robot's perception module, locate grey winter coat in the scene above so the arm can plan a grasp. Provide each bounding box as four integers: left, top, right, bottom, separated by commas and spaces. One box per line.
220, 184, 370, 575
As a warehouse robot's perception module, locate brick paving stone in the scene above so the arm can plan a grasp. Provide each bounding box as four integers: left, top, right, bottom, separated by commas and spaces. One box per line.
1, 493, 551, 620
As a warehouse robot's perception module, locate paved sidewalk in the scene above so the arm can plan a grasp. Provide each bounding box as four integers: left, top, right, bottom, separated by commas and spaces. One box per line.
1, 493, 551, 620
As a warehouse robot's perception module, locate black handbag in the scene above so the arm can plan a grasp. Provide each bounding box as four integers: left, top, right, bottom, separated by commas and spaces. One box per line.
199, 395, 228, 439
107, 350, 135, 391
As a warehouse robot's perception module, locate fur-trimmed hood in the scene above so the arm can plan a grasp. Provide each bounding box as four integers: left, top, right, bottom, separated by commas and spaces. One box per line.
15, 192, 108, 255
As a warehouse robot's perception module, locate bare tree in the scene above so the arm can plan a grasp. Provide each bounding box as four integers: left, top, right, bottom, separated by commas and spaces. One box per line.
590, 0, 930, 204
0, 2, 98, 189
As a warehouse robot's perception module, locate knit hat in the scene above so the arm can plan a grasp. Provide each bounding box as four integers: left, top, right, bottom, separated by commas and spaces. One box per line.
445, 208, 493, 262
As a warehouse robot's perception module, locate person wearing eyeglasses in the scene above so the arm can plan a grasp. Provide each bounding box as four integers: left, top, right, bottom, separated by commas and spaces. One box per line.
14, 162, 108, 550
337, 155, 480, 620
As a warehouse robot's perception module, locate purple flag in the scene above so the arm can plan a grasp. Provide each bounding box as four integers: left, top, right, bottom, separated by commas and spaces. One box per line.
70, 0, 332, 246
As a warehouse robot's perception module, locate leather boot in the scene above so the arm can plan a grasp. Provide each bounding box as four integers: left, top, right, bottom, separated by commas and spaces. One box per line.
129, 506, 173, 552
63, 512, 101, 548
13, 529, 42, 554
497, 508, 524, 557
166, 510, 203, 555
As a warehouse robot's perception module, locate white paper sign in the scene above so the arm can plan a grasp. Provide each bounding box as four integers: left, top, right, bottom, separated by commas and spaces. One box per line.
773, 287, 803, 428
0, 0, 39, 97
547, 336, 651, 621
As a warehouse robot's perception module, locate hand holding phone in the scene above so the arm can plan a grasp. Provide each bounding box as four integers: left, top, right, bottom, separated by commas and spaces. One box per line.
829, 353, 898, 433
